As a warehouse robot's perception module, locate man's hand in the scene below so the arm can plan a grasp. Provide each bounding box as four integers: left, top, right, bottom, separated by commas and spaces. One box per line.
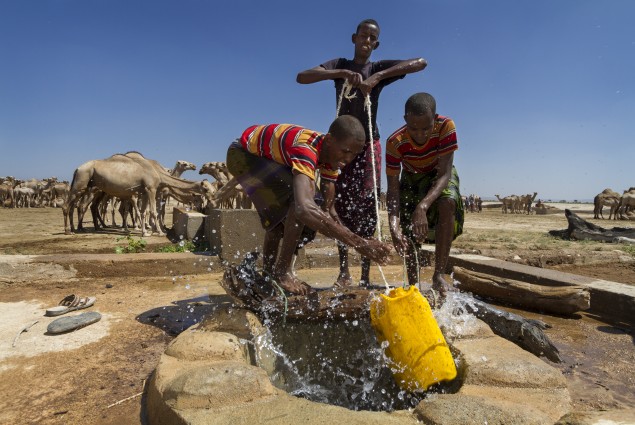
389, 216, 408, 256
342, 70, 362, 87
355, 238, 392, 265
412, 203, 429, 243
357, 78, 377, 96
390, 227, 409, 257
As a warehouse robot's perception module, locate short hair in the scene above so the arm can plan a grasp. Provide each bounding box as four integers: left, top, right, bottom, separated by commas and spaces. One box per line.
405, 92, 436, 116
329, 115, 365, 142
356, 19, 380, 34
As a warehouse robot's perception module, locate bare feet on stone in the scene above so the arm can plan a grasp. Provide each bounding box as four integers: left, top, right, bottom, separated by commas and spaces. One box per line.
432, 273, 456, 300
275, 272, 313, 295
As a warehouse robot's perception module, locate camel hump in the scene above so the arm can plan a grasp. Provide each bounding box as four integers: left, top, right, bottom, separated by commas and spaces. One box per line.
124, 150, 145, 157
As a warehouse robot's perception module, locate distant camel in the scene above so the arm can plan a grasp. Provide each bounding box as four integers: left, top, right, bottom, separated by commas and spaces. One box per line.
618, 188, 635, 220
495, 194, 517, 214
593, 188, 621, 220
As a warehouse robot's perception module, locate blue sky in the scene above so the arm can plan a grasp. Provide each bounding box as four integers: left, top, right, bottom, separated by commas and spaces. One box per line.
1, 0, 633, 201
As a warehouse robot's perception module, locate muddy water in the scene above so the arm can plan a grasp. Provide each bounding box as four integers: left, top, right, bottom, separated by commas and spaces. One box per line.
500, 304, 635, 411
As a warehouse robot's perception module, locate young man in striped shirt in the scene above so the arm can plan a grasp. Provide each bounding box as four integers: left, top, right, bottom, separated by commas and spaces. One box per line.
386, 93, 464, 297
227, 115, 392, 295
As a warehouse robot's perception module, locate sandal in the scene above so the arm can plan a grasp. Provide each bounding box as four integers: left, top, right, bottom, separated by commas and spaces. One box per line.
45, 295, 96, 317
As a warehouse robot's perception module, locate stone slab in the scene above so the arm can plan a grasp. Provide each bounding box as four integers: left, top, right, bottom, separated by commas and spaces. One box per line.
205, 209, 266, 259
171, 207, 206, 242
447, 253, 635, 325
205, 208, 306, 265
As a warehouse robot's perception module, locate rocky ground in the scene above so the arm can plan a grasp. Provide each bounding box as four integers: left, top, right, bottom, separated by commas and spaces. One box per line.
0, 205, 633, 424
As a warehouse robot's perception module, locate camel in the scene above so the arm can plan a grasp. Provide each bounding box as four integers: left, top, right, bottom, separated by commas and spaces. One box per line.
618, 188, 635, 220
167, 160, 196, 177
199, 161, 242, 209
160, 160, 197, 223
14, 187, 35, 208
593, 188, 621, 220
0, 182, 14, 208
519, 192, 538, 214
42, 179, 70, 207
495, 194, 517, 214
65, 153, 215, 236
63, 154, 162, 236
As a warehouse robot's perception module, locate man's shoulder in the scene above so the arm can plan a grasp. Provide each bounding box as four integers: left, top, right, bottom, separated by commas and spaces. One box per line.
386, 125, 409, 144
321, 57, 350, 69
437, 115, 455, 126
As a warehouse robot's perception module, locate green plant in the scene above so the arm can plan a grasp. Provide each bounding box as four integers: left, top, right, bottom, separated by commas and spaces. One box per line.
155, 239, 209, 253
621, 245, 635, 257
114, 235, 147, 254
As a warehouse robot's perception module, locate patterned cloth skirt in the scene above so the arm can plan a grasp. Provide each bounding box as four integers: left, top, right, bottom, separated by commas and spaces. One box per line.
399, 166, 464, 243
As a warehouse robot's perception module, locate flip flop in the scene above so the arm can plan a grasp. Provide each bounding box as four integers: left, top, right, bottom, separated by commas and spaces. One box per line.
47, 311, 102, 335
45, 295, 96, 317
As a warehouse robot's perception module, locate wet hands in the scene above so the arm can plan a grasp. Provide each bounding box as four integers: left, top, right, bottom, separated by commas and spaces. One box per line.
342, 71, 376, 97
389, 221, 409, 257
356, 238, 392, 265
412, 203, 429, 243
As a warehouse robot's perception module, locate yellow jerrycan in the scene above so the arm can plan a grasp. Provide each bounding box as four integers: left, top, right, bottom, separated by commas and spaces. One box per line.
370, 285, 457, 391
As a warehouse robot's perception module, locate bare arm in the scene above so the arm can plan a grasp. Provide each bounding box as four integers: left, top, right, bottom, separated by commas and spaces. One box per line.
387, 174, 408, 256
359, 58, 427, 95
293, 173, 390, 263
319, 180, 341, 224
296, 66, 361, 85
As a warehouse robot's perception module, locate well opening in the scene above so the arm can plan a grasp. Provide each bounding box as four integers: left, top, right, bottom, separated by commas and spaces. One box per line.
252, 318, 462, 412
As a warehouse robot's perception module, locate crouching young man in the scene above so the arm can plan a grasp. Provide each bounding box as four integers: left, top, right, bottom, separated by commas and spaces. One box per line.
226, 115, 392, 295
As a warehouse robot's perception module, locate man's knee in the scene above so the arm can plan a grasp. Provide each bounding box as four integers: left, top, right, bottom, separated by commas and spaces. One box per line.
266, 222, 284, 239
437, 197, 456, 213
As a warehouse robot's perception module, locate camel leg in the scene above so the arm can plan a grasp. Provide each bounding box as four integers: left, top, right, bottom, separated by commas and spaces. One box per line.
147, 189, 163, 236
63, 198, 76, 235
136, 194, 149, 237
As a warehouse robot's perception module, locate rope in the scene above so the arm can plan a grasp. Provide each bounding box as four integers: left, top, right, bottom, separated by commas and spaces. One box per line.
264, 272, 288, 325
335, 81, 389, 291
363, 95, 390, 292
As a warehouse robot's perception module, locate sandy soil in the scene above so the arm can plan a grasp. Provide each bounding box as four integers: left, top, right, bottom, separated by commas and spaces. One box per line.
0, 206, 634, 424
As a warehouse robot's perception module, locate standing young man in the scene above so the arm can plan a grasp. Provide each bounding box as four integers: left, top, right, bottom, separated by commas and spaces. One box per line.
297, 19, 426, 287
386, 93, 464, 297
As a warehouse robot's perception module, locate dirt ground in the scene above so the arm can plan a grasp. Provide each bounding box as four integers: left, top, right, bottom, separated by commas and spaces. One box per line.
0, 205, 634, 424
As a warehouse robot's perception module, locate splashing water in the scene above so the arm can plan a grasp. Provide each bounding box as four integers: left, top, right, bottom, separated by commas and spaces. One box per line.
252, 320, 427, 411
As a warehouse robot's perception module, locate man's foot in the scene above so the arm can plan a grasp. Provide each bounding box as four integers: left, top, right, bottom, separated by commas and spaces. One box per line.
334, 273, 354, 288
432, 273, 455, 298
274, 272, 313, 295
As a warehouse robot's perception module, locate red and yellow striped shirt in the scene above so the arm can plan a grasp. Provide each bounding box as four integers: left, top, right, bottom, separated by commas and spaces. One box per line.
239, 124, 340, 182
385, 115, 458, 177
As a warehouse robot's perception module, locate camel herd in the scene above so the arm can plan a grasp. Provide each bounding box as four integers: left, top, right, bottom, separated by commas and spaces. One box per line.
0, 176, 70, 209
494, 192, 538, 214
2, 152, 252, 236
593, 187, 635, 220
4, 157, 635, 236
